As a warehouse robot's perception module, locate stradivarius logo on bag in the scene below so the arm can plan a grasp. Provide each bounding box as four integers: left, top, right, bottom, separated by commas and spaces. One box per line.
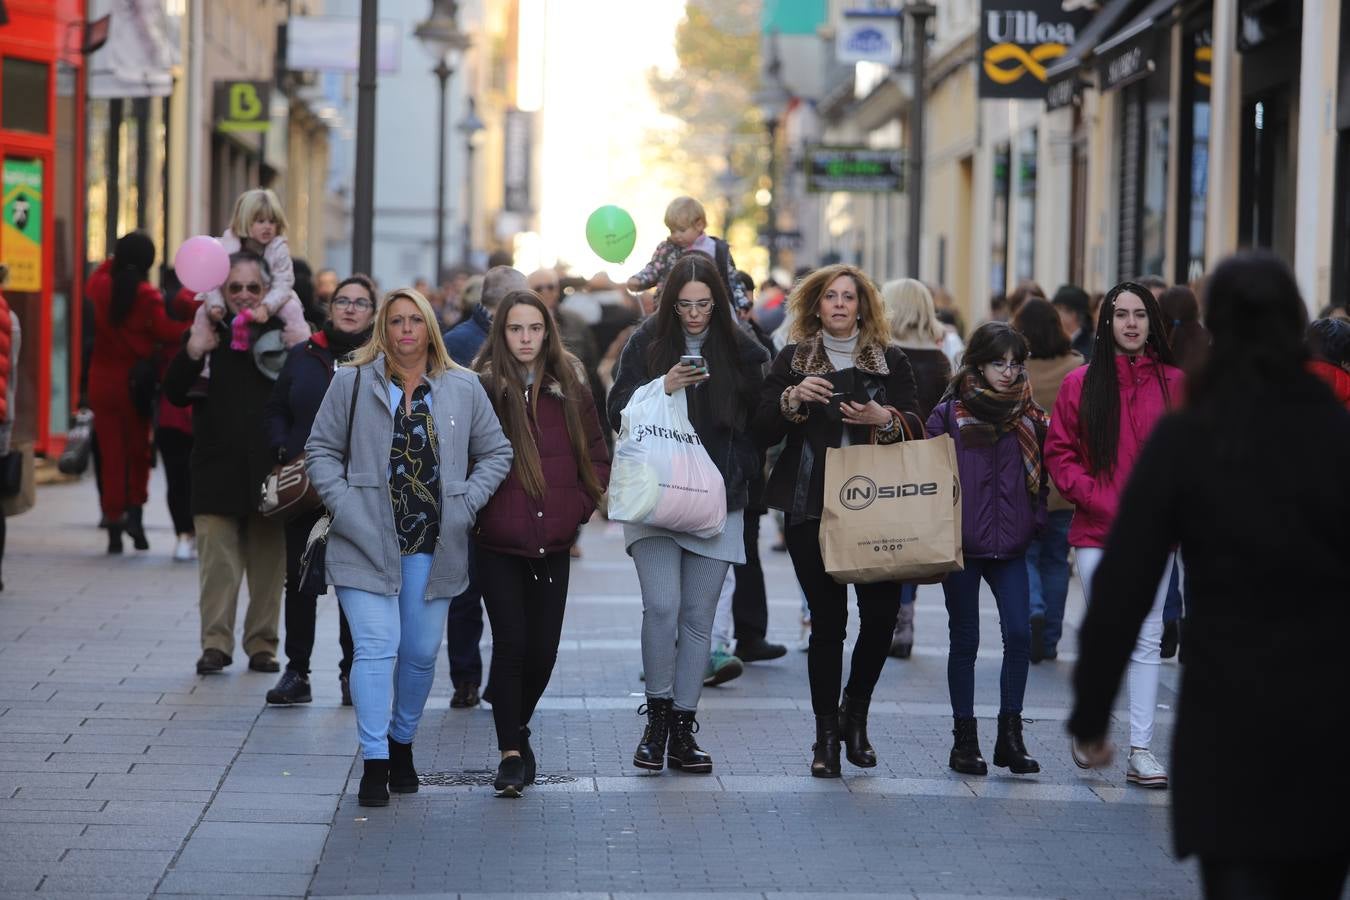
632, 423, 703, 445
839, 474, 939, 511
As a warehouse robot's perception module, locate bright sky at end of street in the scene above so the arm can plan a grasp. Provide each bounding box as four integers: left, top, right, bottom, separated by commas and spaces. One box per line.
527, 0, 687, 280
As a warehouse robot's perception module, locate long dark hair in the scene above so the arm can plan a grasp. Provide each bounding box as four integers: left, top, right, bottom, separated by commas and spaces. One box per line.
111, 232, 156, 326
1078, 280, 1176, 476
646, 252, 751, 428
946, 321, 1028, 397
1159, 285, 1210, 372
474, 290, 603, 503
1013, 297, 1071, 358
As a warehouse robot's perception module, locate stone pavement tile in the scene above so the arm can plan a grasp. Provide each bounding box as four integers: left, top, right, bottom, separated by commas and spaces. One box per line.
844, 776, 977, 797
90, 768, 223, 792
966, 780, 1104, 802
155, 870, 314, 896
218, 772, 345, 794
202, 791, 340, 823
35, 873, 164, 895
591, 775, 726, 792
172, 820, 330, 874
0, 874, 44, 893
715, 775, 846, 792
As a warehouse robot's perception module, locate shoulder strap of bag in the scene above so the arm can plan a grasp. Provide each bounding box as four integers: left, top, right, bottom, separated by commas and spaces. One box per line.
343, 367, 361, 477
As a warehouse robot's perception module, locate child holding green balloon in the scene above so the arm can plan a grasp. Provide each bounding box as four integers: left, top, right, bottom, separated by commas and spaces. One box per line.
625, 197, 750, 310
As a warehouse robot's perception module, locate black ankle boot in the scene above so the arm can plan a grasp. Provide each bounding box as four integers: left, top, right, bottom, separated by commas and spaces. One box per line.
520, 726, 536, 785
811, 714, 841, 778
358, 759, 390, 807
949, 716, 988, 776
124, 506, 149, 551
632, 698, 672, 771
107, 524, 124, 555
837, 693, 877, 768
666, 708, 713, 773
992, 712, 1040, 774
387, 737, 418, 793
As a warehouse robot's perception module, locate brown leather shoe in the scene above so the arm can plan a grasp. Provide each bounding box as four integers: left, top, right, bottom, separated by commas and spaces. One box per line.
196, 648, 231, 675
450, 683, 480, 708
248, 652, 280, 673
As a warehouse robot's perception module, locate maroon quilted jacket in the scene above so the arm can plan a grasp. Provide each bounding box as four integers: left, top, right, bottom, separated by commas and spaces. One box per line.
474, 373, 611, 557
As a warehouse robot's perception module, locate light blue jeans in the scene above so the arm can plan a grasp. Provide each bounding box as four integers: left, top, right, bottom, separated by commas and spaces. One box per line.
337, 554, 451, 760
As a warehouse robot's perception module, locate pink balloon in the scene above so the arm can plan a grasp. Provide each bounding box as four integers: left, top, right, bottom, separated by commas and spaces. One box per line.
173, 235, 231, 293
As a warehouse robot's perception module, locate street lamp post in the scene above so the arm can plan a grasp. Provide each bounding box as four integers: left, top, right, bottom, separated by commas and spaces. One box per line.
458, 98, 485, 267
753, 33, 791, 272
905, 2, 936, 279
415, 0, 471, 284
352, 0, 379, 274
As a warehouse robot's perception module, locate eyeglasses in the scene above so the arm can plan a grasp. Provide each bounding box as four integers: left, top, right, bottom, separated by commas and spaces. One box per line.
675, 299, 713, 313
986, 361, 1026, 374
332, 296, 374, 311
227, 282, 262, 295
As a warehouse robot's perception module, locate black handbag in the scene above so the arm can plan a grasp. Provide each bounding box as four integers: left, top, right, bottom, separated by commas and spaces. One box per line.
297, 368, 361, 595
129, 357, 158, 420
0, 449, 21, 498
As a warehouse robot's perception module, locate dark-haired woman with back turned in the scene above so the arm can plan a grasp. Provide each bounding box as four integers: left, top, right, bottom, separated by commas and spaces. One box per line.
1045, 282, 1183, 789
753, 264, 923, 778
1159, 286, 1210, 374
473, 290, 610, 797
608, 253, 767, 776
1013, 298, 1083, 663
87, 232, 191, 553
1070, 252, 1350, 899
928, 323, 1047, 776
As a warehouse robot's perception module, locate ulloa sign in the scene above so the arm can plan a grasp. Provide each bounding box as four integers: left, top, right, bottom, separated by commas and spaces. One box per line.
979, 1, 1092, 99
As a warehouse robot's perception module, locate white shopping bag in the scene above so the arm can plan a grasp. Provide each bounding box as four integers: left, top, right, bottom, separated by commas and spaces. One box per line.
608, 380, 727, 539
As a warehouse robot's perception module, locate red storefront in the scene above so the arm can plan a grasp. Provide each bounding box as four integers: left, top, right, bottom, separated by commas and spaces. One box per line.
0, 0, 87, 454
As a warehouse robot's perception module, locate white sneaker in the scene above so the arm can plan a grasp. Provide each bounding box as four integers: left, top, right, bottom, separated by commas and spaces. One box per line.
173, 534, 196, 562
1126, 748, 1169, 788
797, 617, 811, 652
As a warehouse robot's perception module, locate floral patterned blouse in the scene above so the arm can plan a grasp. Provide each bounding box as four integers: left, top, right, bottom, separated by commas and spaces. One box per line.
389, 376, 441, 555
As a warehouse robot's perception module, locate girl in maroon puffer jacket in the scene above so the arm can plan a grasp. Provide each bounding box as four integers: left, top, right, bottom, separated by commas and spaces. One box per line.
472, 289, 610, 797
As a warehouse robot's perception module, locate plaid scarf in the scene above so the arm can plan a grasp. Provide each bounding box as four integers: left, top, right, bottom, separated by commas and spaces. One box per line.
953, 371, 1047, 497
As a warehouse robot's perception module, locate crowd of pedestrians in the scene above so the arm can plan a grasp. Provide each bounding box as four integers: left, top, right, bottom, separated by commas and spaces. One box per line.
62, 184, 1350, 899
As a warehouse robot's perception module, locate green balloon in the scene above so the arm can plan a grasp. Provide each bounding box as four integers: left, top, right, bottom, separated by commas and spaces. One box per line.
585, 205, 637, 263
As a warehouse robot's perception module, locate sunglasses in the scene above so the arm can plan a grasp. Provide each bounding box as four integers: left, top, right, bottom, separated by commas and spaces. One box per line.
228, 282, 262, 295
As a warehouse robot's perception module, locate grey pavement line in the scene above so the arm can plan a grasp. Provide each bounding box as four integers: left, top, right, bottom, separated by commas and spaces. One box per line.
147, 702, 267, 897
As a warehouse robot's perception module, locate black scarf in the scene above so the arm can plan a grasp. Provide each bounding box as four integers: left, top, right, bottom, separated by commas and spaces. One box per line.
322, 321, 372, 363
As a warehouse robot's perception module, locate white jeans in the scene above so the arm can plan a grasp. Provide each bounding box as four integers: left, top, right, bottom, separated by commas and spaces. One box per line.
1074, 547, 1176, 749
712, 567, 736, 650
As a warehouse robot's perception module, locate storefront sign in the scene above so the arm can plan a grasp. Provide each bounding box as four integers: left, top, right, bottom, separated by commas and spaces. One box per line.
503, 109, 533, 214
805, 147, 903, 193
979, 1, 1093, 99
1044, 73, 1079, 110
213, 81, 271, 134
2, 158, 43, 292
836, 9, 903, 66
1097, 32, 1155, 92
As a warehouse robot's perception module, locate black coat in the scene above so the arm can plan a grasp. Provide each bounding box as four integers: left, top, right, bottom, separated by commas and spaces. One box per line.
753, 335, 923, 521
263, 332, 337, 461
898, 344, 952, 419
606, 317, 768, 513
163, 319, 284, 517
1068, 379, 1350, 861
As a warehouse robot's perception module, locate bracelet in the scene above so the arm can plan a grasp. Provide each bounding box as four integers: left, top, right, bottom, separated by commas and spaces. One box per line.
878, 415, 900, 434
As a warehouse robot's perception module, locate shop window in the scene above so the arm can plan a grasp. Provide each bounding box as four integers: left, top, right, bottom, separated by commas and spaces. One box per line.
1177, 24, 1211, 285
1014, 129, 1037, 283
2, 57, 50, 134
990, 143, 1011, 299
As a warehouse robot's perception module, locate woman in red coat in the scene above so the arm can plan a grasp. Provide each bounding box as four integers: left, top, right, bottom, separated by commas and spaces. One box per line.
472, 289, 610, 797
86, 232, 190, 553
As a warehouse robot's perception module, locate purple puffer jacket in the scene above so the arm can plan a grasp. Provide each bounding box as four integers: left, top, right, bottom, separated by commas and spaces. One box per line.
926, 399, 1047, 560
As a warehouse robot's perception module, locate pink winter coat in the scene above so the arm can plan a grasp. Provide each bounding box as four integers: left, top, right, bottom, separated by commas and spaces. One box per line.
1045, 353, 1184, 548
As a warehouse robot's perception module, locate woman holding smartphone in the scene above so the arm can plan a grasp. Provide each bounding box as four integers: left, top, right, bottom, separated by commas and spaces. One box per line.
753, 264, 923, 778
607, 253, 768, 775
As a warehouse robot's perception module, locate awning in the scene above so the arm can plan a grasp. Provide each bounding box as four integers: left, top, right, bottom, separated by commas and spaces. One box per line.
87, 0, 181, 99
1094, 0, 1181, 92
1042, 0, 1138, 84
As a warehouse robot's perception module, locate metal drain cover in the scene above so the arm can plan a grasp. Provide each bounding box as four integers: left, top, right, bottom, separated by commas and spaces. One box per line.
417, 771, 577, 787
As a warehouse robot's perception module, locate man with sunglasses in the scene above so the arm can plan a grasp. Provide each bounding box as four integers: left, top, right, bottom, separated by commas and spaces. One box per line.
164, 250, 289, 677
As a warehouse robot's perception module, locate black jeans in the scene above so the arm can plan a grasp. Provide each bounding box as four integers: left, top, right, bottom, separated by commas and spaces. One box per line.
282, 509, 353, 676
1199, 854, 1348, 900
155, 427, 194, 535
446, 577, 484, 688
478, 547, 569, 752
786, 519, 902, 716
732, 509, 769, 644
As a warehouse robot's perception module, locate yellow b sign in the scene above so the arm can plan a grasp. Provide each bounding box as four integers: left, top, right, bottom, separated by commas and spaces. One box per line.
214, 80, 271, 134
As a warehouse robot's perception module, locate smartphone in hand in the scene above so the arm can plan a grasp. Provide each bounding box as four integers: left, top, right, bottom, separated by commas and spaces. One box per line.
679, 354, 708, 374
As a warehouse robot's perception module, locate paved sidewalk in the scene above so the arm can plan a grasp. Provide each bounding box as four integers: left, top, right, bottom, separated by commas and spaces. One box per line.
0, 475, 1201, 898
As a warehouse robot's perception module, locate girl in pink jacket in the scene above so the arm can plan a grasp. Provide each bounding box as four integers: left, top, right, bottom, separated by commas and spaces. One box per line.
1045, 280, 1183, 789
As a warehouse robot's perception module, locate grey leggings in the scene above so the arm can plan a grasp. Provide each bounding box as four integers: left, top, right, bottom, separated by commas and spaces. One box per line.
631, 537, 731, 711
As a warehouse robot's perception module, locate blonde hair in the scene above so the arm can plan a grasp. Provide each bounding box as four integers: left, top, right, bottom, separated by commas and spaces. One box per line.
347, 287, 457, 377
664, 196, 707, 232
229, 188, 289, 238
883, 278, 946, 345
788, 264, 893, 350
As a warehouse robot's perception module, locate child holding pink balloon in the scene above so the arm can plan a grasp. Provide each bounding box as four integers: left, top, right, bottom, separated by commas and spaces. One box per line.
189, 189, 311, 370
626, 196, 749, 310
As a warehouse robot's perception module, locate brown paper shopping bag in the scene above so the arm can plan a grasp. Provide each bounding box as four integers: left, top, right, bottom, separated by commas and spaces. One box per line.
819, 435, 963, 584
